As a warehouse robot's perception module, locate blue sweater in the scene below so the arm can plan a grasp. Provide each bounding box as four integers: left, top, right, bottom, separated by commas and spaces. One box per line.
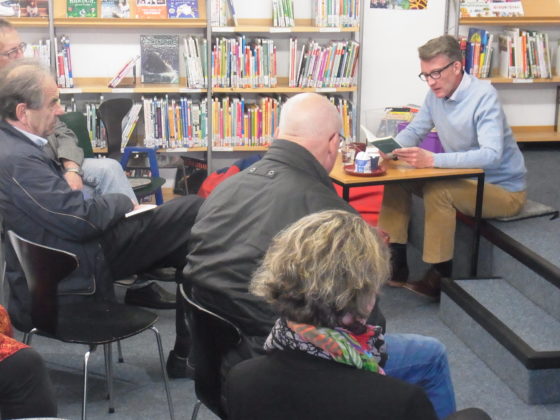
396, 73, 526, 192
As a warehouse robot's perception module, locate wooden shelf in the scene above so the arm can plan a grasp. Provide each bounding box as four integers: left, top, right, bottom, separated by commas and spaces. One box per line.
460, 0, 560, 25
212, 18, 358, 33
59, 78, 207, 94
512, 126, 560, 142
92, 146, 207, 153
484, 75, 560, 84
53, 17, 207, 28
212, 77, 356, 93
212, 146, 269, 152
6, 17, 49, 27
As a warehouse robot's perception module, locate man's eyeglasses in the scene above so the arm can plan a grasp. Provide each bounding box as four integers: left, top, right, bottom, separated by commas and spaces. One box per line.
418, 61, 456, 82
0, 42, 27, 59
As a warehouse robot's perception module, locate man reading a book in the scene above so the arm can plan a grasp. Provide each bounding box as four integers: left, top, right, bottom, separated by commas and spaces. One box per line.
0, 59, 203, 330
379, 35, 526, 299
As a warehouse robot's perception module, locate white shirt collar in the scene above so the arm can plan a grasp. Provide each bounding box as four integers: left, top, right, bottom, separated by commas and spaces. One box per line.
13, 125, 48, 148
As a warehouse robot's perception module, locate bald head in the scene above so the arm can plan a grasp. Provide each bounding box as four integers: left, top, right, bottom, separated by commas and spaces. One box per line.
277, 93, 342, 172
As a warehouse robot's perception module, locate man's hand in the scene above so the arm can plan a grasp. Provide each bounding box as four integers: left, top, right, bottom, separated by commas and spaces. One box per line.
394, 147, 435, 168
63, 171, 84, 190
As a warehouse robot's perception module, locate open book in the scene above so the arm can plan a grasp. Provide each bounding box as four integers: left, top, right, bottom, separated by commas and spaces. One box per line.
125, 204, 157, 218
360, 124, 403, 155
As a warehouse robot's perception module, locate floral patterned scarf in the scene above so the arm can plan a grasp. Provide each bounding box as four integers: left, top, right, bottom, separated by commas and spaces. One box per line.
264, 318, 387, 374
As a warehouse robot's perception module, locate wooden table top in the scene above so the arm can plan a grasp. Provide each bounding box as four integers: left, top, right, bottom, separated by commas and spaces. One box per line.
330, 155, 484, 186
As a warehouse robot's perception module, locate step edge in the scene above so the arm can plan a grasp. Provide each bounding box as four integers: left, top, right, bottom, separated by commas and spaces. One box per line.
442, 278, 560, 370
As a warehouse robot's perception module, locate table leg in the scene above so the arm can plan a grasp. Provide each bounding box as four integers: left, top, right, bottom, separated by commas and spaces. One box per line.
343, 186, 350, 202
470, 173, 485, 277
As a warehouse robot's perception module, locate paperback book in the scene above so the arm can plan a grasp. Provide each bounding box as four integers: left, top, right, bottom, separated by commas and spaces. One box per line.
167, 0, 199, 18
140, 35, 179, 84
0, 0, 19, 16
101, 0, 134, 18
19, 0, 48, 17
135, 0, 166, 18
67, 0, 97, 17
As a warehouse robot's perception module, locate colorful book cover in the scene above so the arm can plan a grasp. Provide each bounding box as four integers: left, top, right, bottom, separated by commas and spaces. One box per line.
140, 35, 179, 84
167, 0, 198, 18
67, 0, 97, 17
19, 0, 48, 17
135, 0, 166, 19
101, 0, 133, 18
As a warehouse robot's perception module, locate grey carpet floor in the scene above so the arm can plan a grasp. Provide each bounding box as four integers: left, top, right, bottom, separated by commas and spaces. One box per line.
4, 281, 560, 420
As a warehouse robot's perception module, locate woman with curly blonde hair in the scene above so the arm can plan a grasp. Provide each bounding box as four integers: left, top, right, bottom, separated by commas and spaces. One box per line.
225, 210, 464, 420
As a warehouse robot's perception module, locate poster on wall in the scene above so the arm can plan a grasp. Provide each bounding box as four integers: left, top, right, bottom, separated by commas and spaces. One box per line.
370, 0, 428, 9
459, 1, 524, 18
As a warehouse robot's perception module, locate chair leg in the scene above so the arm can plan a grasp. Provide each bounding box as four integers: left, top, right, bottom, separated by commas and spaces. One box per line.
23, 328, 37, 345
150, 326, 175, 420
103, 343, 115, 413
191, 400, 202, 420
117, 340, 124, 363
82, 345, 96, 420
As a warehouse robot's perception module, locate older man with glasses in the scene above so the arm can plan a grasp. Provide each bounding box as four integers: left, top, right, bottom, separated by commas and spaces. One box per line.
378, 34, 527, 299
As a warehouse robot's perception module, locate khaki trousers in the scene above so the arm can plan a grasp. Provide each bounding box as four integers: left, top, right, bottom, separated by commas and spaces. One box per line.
378, 179, 526, 263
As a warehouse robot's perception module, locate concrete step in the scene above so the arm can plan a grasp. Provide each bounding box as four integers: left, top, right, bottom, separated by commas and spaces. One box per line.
441, 277, 560, 405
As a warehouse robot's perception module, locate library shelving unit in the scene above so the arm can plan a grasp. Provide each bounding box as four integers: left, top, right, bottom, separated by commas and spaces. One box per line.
448, 0, 560, 143
206, 5, 364, 168
11, 0, 364, 170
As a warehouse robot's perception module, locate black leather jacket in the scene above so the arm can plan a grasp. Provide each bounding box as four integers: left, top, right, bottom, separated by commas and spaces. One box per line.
0, 121, 132, 330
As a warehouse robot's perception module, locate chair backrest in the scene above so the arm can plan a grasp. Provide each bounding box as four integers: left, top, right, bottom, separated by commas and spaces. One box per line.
97, 98, 133, 158
7, 231, 78, 335
180, 284, 241, 419
58, 111, 95, 158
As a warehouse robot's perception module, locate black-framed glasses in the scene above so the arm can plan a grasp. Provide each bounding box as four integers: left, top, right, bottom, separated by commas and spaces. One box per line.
0, 42, 27, 59
418, 61, 456, 82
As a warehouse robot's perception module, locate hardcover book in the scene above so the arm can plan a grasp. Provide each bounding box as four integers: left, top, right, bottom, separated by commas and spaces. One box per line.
140, 35, 179, 84
67, 0, 97, 17
167, 0, 198, 18
101, 0, 133, 18
0, 0, 19, 16
19, 0, 48, 17
135, 0, 166, 19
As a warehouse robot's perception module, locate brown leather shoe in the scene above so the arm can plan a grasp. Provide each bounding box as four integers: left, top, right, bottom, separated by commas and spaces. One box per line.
403, 267, 442, 301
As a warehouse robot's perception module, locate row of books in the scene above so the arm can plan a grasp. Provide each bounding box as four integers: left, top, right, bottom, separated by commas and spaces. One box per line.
212, 96, 281, 147
461, 28, 494, 79
211, 37, 277, 88
211, 95, 356, 148
289, 38, 359, 88
142, 96, 208, 149
66, 0, 200, 19
272, 0, 295, 27
209, 0, 236, 26
23, 39, 51, 68
85, 100, 107, 149
497, 29, 552, 80
55, 35, 74, 88
312, 0, 360, 28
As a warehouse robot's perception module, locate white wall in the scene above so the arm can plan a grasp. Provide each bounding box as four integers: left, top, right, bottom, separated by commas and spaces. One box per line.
359, 1, 447, 132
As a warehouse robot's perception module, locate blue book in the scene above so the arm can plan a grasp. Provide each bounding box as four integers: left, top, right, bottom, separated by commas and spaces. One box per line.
167, 0, 198, 18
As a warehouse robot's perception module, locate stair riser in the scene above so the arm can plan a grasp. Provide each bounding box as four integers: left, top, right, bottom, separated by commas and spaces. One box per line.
441, 294, 560, 405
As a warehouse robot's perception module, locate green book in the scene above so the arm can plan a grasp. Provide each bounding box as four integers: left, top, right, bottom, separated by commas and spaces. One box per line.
67, 0, 97, 17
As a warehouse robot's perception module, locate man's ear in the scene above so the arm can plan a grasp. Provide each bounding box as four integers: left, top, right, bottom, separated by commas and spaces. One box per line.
14, 102, 27, 123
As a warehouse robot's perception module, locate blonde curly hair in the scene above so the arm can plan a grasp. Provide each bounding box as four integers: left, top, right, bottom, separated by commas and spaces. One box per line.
250, 210, 390, 329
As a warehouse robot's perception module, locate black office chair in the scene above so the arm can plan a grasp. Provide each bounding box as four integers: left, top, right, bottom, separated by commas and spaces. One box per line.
7, 230, 175, 420
97, 98, 166, 204
179, 284, 241, 420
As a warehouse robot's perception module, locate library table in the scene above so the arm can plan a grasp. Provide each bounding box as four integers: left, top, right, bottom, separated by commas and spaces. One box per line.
330, 156, 485, 277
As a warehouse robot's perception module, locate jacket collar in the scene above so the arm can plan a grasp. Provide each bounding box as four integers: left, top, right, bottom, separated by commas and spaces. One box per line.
0, 120, 46, 152
263, 139, 334, 189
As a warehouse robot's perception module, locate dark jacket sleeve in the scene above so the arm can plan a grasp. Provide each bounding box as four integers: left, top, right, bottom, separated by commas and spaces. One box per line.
10, 154, 132, 241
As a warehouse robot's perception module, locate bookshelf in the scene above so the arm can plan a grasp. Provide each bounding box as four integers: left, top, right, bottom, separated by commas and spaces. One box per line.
11, 0, 364, 170
449, 0, 560, 142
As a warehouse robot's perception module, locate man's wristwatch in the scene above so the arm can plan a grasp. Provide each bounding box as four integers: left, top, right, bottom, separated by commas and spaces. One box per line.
65, 167, 84, 177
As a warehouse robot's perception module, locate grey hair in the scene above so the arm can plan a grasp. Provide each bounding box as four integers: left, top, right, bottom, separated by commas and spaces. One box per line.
0, 18, 14, 33
250, 210, 390, 330
0, 59, 51, 120
418, 35, 463, 63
